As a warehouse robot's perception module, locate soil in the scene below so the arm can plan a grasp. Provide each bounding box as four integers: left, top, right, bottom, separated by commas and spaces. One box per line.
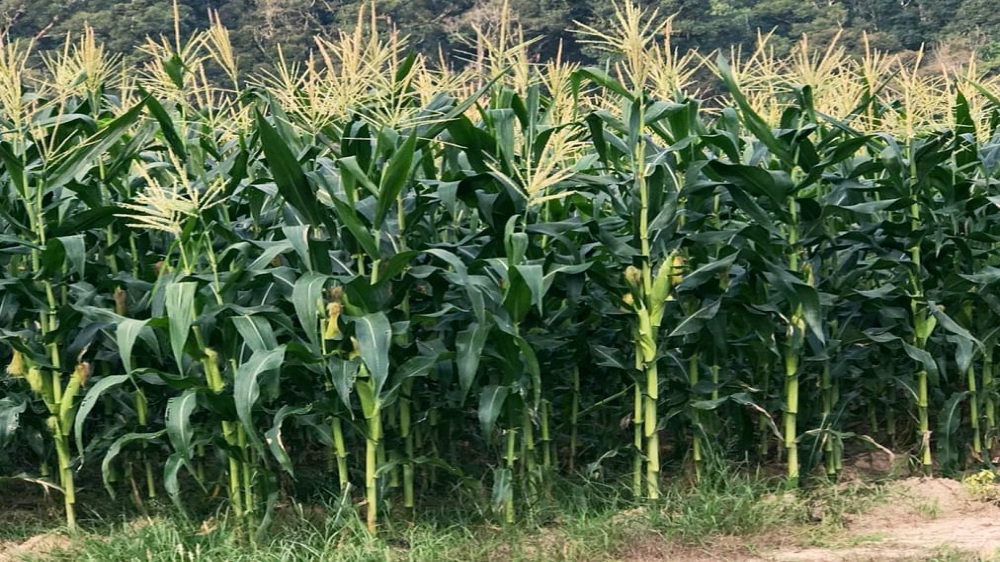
763, 477, 1000, 562
621, 477, 1000, 562
0, 533, 72, 562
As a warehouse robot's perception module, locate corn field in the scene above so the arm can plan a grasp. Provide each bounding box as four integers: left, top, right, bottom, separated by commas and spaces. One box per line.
6, 1, 1000, 535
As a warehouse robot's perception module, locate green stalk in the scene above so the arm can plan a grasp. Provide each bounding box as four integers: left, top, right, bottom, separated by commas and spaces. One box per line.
540, 400, 552, 472
366, 411, 382, 534
52, 418, 76, 530
55, 363, 86, 531
204, 349, 243, 516
908, 138, 933, 471
522, 407, 536, 476
759, 357, 771, 460
135, 389, 156, 499
400, 380, 414, 508
711, 364, 720, 402
868, 403, 879, 435
689, 353, 702, 481
569, 366, 580, 472
985, 350, 996, 450
628, 92, 659, 500
504, 427, 517, 524
428, 408, 439, 487
965, 301, 983, 456
238, 425, 253, 515
969, 363, 982, 456
822, 359, 836, 477
784, 315, 802, 484
783, 198, 805, 484
914, 303, 932, 474
886, 405, 897, 448
332, 417, 349, 492
918, 367, 931, 473
632, 383, 643, 498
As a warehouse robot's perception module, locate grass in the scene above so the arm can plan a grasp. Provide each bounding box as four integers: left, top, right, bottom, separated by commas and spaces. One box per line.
916, 499, 942, 518
0, 466, 898, 562
911, 546, 999, 562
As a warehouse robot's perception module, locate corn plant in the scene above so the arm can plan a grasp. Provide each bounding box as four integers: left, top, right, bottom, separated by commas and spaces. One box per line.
8, 0, 1000, 538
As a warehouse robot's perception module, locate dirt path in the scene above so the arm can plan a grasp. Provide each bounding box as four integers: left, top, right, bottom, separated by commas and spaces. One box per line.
617, 477, 1000, 562
761, 478, 1000, 562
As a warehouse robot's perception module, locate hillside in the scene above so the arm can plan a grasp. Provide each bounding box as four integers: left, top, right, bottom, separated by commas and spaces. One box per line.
1, 0, 998, 74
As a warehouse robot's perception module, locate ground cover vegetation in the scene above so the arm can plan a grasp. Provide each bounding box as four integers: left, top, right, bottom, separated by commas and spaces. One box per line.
5, 0, 1000, 551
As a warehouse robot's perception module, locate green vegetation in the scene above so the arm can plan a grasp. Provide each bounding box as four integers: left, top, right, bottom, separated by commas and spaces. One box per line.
3, 0, 1000, 75
5, 0, 1000, 552
3, 467, 881, 561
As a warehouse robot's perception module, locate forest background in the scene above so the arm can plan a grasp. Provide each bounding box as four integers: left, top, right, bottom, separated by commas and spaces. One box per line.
2, 0, 999, 79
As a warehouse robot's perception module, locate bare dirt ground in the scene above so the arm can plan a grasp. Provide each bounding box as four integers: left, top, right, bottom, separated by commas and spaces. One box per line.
761, 477, 1000, 562
618, 475, 1000, 562
0, 533, 72, 562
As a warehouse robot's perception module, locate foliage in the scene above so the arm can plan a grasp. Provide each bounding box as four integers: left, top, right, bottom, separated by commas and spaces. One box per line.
1, 0, 1000, 76
5, 0, 1000, 539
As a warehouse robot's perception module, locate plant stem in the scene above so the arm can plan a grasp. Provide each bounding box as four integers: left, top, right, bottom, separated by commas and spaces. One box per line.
366, 411, 382, 534
689, 353, 701, 481
570, 366, 580, 472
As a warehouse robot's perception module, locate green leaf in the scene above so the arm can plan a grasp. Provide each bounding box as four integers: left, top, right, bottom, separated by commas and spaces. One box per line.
677, 253, 738, 291
164, 453, 191, 517
514, 264, 545, 315
141, 89, 188, 161
330, 196, 379, 258
234, 346, 287, 452
902, 342, 939, 379
478, 385, 509, 438
930, 304, 982, 351
793, 284, 825, 345
395, 354, 439, 382
57, 235, 86, 278
232, 315, 279, 354
456, 322, 490, 401
256, 110, 321, 227
266, 405, 311, 477
936, 391, 970, 472
592, 345, 629, 370
165, 282, 197, 371
668, 300, 722, 338
353, 313, 392, 399
283, 225, 313, 271
337, 156, 378, 199
516, 336, 541, 408
101, 430, 165, 498
74, 374, 130, 461
374, 133, 417, 229
292, 272, 329, 347
491, 467, 512, 511
327, 357, 360, 411
716, 56, 794, 167
0, 398, 26, 449
46, 96, 148, 190
116, 319, 150, 375
577, 67, 634, 100
165, 388, 198, 462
